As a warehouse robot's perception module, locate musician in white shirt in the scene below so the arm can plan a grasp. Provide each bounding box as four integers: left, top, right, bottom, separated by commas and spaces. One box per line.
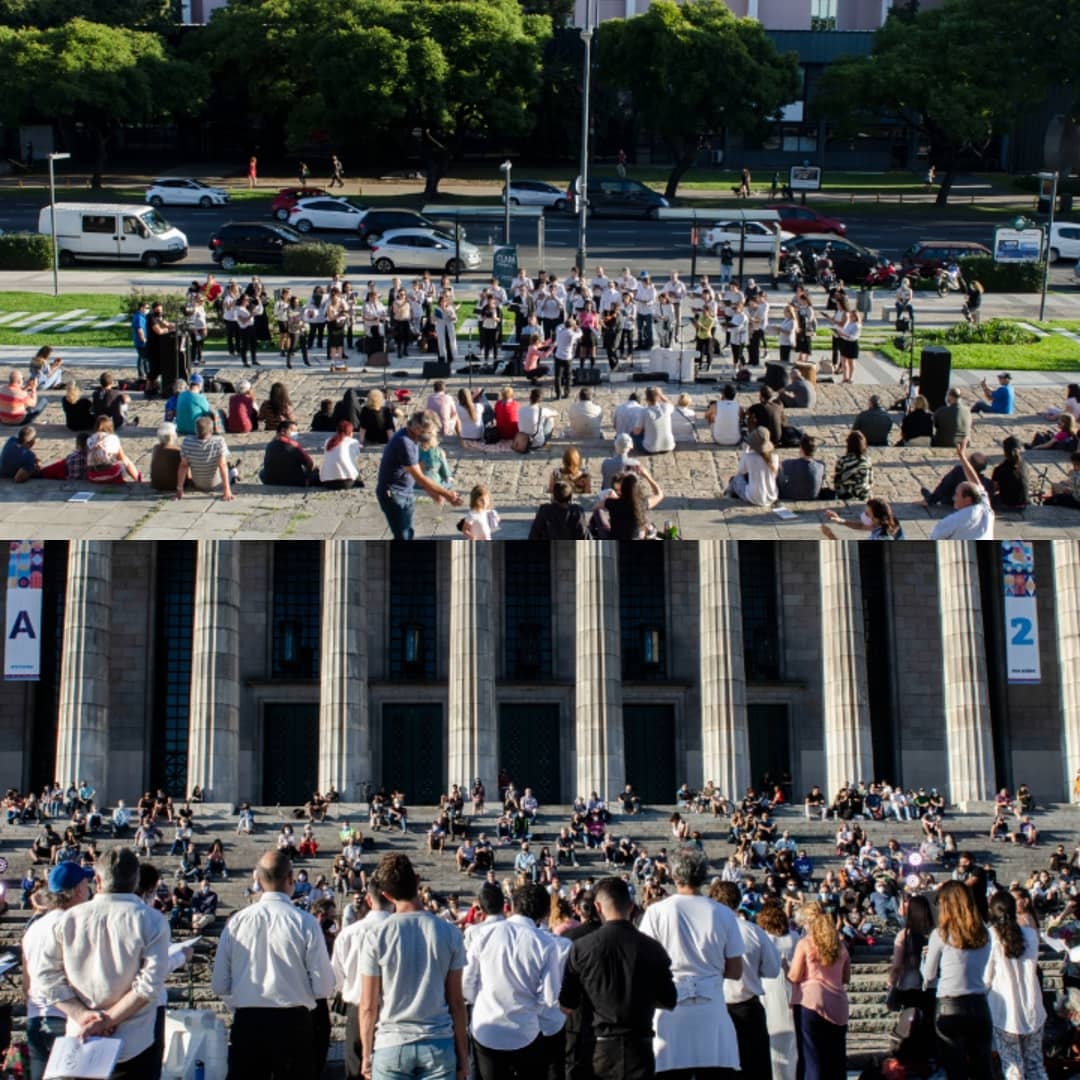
635, 274, 657, 350
212, 851, 335, 1080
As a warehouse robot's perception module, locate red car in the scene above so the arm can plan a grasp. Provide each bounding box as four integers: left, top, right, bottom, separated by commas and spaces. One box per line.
765, 204, 846, 236
271, 186, 329, 221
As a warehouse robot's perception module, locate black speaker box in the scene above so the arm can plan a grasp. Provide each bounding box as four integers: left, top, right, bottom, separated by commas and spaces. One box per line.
919, 346, 952, 410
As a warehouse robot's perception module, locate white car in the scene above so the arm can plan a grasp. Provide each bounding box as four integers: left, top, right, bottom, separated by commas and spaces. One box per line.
504, 179, 567, 210
1048, 222, 1080, 263
369, 229, 481, 273
700, 220, 792, 256
145, 178, 229, 208
287, 196, 365, 233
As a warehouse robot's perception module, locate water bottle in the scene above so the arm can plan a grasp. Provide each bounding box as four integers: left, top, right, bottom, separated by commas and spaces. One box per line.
194, 1061, 205, 1080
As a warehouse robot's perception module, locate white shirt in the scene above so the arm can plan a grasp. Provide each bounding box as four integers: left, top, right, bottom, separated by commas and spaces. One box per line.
568, 400, 603, 440
36, 893, 170, 1062
319, 436, 360, 483
463, 914, 505, 958
724, 917, 781, 1003
537, 928, 571, 1036
112, 807, 130, 828
641, 401, 675, 454
22, 908, 67, 1019
665, 277, 687, 301
614, 400, 645, 438
554, 324, 581, 361
332, 908, 391, 1004
462, 915, 563, 1051
455, 400, 484, 441
930, 487, 995, 540
985, 926, 1046, 1036
211, 892, 335, 1010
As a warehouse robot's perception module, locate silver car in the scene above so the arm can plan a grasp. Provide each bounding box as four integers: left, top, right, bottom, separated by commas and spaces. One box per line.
369, 229, 481, 273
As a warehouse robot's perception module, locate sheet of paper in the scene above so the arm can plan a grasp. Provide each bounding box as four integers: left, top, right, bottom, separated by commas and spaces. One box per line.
772, 505, 797, 520
68, 491, 94, 503
44, 1036, 122, 1079
169, 936, 201, 960
0, 957, 17, 977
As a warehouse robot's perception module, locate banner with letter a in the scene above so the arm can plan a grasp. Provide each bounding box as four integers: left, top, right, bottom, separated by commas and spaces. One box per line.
1002, 542, 1040, 685
5, 540, 43, 681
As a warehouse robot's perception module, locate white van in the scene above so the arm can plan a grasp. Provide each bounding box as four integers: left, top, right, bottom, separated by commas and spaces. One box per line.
1048, 222, 1080, 263
37, 203, 188, 268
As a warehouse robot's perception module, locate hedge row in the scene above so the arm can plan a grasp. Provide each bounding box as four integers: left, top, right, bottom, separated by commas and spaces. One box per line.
0, 232, 52, 270
282, 242, 347, 277
958, 255, 1044, 293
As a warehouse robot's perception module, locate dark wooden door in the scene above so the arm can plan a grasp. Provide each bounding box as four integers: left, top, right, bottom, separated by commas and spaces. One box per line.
262, 703, 319, 806
498, 704, 561, 804
381, 703, 444, 804
748, 704, 791, 793
623, 704, 676, 806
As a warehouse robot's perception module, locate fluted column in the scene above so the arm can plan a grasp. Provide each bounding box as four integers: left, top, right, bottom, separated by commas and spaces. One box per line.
186, 541, 240, 802
448, 545, 496, 795
936, 542, 995, 805
55, 541, 112, 800
1051, 541, 1080, 801
819, 544, 874, 798
575, 544, 625, 800
699, 541, 749, 798
319, 542, 370, 800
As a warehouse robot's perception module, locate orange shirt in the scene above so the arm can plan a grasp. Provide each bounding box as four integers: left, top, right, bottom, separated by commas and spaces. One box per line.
788, 937, 850, 1026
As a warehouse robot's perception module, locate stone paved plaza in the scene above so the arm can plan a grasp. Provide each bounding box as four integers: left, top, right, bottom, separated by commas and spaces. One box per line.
2, 286, 1080, 539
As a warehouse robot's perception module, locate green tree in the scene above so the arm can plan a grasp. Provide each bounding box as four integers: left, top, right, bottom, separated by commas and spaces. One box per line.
0, 0, 178, 29
596, 0, 799, 200
814, 0, 1055, 204
0, 18, 207, 185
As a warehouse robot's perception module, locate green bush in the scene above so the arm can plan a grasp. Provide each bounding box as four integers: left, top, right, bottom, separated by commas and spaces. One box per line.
0, 232, 52, 270
1012, 174, 1080, 195
282, 242, 347, 277
924, 319, 1041, 346
958, 255, 1044, 292
122, 287, 187, 322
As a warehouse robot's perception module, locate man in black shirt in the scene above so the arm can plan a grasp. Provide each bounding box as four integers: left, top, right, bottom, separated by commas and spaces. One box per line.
559, 877, 676, 1080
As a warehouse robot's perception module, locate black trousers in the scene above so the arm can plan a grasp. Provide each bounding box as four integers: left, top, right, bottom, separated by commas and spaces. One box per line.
554, 357, 571, 399
228, 1006, 315, 1080
934, 993, 993, 1080
112, 1041, 164, 1080
593, 1036, 654, 1080
313, 998, 330, 1080
727, 996, 770, 1076
539, 1030, 566, 1080
345, 1002, 362, 1080
474, 1033, 545, 1080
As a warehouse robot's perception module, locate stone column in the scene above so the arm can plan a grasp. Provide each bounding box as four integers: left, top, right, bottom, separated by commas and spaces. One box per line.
699, 541, 749, 798
936, 542, 995, 805
319, 541, 370, 801
1051, 541, 1080, 801
818, 543, 874, 798
55, 541, 112, 799
575, 543, 625, 799
186, 541, 240, 802
447, 545, 497, 795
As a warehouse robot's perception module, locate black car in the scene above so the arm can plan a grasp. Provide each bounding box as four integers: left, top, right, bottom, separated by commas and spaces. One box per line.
208, 222, 303, 269
565, 176, 670, 219
355, 208, 463, 247
782, 234, 888, 283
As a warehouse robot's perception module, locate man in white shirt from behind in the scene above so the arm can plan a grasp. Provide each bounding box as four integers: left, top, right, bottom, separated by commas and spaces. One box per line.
930, 441, 996, 540
463, 882, 563, 1080
463, 883, 507, 959
713, 880, 781, 1076
636, 385, 676, 455
333, 877, 394, 1080
568, 387, 603, 441
212, 850, 335, 1080
36, 846, 169, 1080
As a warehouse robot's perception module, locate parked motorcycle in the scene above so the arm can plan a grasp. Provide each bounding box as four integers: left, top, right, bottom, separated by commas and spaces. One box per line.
864, 262, 901, 289
934, 262, 964, 297
780, 251, 805, 288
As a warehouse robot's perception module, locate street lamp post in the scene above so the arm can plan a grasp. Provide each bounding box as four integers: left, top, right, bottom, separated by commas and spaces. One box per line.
500, 160, 512, 245
1038, 171, 1058, 322
576, 18, 594, 275
48, 151, 71, 298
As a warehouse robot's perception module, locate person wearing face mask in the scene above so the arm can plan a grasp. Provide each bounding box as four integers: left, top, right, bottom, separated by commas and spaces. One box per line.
821, 498, 904, 540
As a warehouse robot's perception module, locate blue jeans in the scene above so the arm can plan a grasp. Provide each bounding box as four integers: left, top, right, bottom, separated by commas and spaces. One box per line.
377, 488, 416, 541
372, 1037, 456, 1080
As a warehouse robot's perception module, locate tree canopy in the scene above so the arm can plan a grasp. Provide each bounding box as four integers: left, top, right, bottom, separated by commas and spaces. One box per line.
0, 0, 177, 30
596, 0, 800, 199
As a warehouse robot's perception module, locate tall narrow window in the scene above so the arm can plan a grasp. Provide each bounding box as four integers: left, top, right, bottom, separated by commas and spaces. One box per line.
859, 545, 897, 784
30, 541, 68, 791
389, 544, 438, 679
271, 542, 321, 678
619, 546, 666, 678
152, 541, 196, 796
738, 541, 780, 682
504, 544, 552, 678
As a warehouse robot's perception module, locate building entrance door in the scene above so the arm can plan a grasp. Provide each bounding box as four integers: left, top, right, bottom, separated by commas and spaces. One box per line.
263, 703, 318, 805
381, 703, 444, 804
623, 704, 676, 806
498, 704, 561, 803
748, 704, 791, 794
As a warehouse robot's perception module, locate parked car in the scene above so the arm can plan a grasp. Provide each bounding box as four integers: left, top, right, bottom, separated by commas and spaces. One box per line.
700, 220, 793, 256
1047, 222, 1080, 263
271, 186, 330, 221
782, 234, 889, 283
765, 203, 846, 236
566, 176, 669, 219
504, 179, 567, 210
208, 222, 304, 270
369, 229, 481, 274
900, 240, 992, 277
39, 203, 187, 267
1074, 258, 1080, 283
287, 196, 366, 233
355, 208, 464, 247
145, 178, 229, 209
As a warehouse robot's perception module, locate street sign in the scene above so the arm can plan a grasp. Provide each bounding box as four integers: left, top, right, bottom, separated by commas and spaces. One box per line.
993, 225, 1044, 263
789, 165, 822, 191
493, 245, 518, 289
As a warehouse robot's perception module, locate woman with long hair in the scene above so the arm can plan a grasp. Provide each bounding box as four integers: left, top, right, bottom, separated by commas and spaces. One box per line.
886, 893, 936, 1062
921, 880, 993, 1080
258, 382, 295, 431
318, 420, 361, 491
729, 426, 780, 507
606, 469, 663, 540
822, 497, 904, 540
985, 889, 1048, 1080
830, 430, 873, 501
788, 906, 850, 1078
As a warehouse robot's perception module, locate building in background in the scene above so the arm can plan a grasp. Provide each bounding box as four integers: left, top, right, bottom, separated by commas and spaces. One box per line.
2, 540, 1077, 810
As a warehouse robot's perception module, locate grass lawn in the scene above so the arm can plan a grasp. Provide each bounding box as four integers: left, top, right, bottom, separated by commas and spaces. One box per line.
874, 334, 1080, 371
0, 291, 144, 347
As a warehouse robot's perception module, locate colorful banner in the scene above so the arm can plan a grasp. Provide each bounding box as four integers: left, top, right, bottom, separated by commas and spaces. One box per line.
1002, 542, 1040, 685
5, 540, 43, 681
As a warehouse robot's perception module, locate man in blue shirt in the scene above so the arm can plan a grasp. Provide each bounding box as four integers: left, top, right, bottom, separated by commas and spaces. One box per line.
132, 301, 150, 377
0, 425, 40, 481
376, 411, 461, 540
971, 371, 1014, 414
175, 372, 217, 436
